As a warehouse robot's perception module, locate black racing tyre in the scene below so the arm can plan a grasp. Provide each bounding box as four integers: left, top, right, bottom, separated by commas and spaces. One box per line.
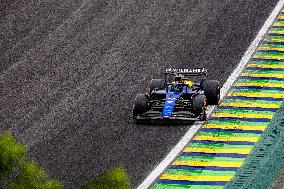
149, 79, 165, 94
201, 80, 220, 105
133, 94, 149, 117
192, 94, 206, 116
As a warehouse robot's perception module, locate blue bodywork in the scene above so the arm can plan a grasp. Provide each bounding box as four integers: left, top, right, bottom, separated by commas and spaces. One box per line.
161, 92, 182, 117
161, 84, 192, 117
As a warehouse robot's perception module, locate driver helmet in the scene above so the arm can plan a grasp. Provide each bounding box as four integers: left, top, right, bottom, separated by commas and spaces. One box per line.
174, 76, 182, 83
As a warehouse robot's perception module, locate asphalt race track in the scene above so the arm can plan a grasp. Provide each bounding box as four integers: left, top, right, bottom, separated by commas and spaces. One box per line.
0, 0, 279, 188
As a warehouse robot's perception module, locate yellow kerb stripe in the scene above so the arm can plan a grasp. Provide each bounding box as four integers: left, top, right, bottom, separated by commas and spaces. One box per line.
264, 38, 284, 42
160, 174, 233, 182
273, 22, 284, 26
228, 91, 284, 99
203, 124, 267, 131
212, 112, 273, 119
253, 55, 284, 60
278, 15, 284, 19
269, 30, 284, 34
248, 63, 284, 69
234, 82, 284, 89
241, 73, 284, 79
220, 101, 281, 108
193, 135, 260, 143
172, 160, 242, 168
257, 46, 284, 52
184, 147, 251, 154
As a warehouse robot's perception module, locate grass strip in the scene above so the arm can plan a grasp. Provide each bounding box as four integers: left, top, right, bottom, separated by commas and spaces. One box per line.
80, 166, 131, 189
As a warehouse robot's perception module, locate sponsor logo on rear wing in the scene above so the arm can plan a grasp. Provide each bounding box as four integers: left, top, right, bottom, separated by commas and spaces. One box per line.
165, 68, 207, 75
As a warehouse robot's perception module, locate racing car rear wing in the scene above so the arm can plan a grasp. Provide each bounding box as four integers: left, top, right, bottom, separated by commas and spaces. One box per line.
165, 68, 207, 76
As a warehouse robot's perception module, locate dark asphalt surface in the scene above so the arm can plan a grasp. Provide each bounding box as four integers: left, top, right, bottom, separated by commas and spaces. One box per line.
0, 0, 279, 188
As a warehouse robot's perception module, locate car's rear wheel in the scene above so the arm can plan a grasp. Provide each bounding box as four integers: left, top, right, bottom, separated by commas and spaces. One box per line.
133, 94, 149, 117
149, 79, 165, 95
201, 80, 220, 105
192, 95, 206, 120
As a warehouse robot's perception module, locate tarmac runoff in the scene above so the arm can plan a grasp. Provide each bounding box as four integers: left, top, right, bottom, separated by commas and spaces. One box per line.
138, 2, 284, 189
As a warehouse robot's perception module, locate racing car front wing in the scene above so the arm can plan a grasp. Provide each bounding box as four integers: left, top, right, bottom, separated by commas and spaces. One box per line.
134, 110, 202, 123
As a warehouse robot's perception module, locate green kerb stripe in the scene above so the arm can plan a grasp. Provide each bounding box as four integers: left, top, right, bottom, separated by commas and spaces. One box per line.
274, 21, 284, 24
197, 131, 261, 138
214, 109, 275, 116
250, 61, 284, 65
230, 88, 284, 94
165, 169, 237, 176
255, 51, 284, 56
177, 156, 245, 163
236, 79, 284, 85
265, 35, 284, 40
270, 28, 284, 32
242, 69, 284, 74
207, 120, 269, 127
188, 143, 253, 150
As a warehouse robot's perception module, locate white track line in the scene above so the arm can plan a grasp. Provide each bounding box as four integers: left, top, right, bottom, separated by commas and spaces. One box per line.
137, 1, 284, 188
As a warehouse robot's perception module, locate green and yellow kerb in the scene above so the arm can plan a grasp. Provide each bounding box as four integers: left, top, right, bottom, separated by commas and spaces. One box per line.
151, 6, 284, 189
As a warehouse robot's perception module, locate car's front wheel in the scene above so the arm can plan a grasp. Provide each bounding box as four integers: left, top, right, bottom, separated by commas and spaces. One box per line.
133, 94, 149, 117
201, 80, 220, 105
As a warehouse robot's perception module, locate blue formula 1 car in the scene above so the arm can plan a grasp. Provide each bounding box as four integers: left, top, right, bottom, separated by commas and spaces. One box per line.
133, 68, 220, 122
